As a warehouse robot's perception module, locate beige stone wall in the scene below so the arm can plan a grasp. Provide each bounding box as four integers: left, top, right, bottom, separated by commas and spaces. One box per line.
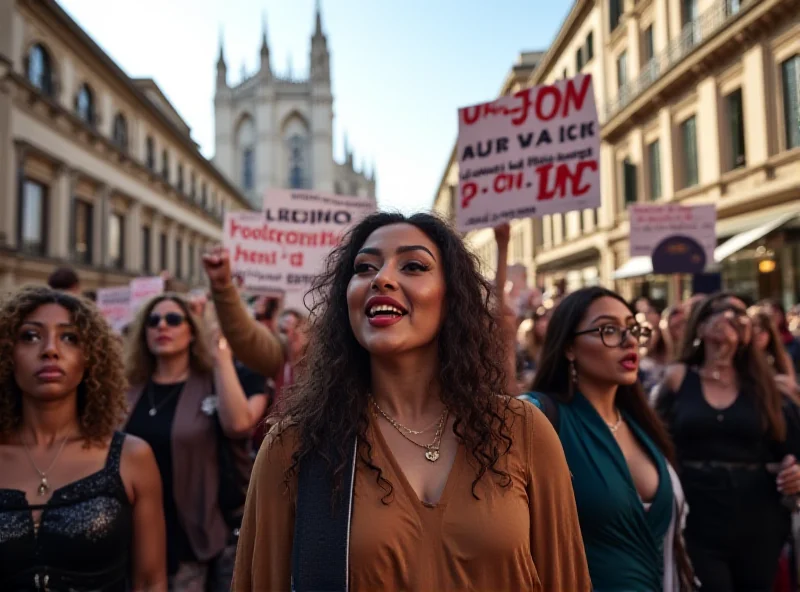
0, 0, 252, 291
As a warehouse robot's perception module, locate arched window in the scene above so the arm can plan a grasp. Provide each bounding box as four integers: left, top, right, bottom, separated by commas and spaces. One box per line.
288, 135, 307, 189
236, 116, 256, 192
75, 83, 94, 125
112, 113, 128, 152
27, 44, 54, 97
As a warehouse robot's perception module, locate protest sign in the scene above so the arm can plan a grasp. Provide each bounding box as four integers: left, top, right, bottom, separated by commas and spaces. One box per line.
225, 189, 376, 307
130, 276, 164, 316
456, 73, 600, 232
629, 204, 716, 274
96, 286, 131, 333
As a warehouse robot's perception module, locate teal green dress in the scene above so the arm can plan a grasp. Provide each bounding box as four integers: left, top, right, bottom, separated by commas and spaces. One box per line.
521, 391, 673, 592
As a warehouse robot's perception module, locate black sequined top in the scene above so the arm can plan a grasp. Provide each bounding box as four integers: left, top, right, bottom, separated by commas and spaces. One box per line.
0, 432, 133, 591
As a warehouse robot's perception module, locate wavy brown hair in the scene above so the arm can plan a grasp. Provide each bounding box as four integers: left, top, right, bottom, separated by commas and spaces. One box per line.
0, 286, 127, 443
680, 292, 785, 441
279, 212, 513, 501
125, 293, 213, 385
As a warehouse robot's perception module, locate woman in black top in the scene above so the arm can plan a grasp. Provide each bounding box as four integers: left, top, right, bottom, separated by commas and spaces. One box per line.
124, 294, 269, 591
655, 293, 800, 591
0, 286, 165, 591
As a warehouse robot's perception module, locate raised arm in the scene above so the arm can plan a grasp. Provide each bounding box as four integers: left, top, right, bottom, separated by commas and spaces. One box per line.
203, 246, 284, 378
494, 224, 518, 396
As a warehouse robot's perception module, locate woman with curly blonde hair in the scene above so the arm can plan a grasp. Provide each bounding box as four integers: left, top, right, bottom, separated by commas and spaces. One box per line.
0, 286, 166, 591
124, 293, 268, 591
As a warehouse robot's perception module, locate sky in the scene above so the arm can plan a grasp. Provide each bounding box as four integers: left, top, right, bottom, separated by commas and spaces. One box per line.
58, 0, 570, 215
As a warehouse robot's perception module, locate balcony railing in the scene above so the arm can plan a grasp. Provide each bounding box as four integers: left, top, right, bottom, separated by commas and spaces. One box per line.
605, 0, 753, 119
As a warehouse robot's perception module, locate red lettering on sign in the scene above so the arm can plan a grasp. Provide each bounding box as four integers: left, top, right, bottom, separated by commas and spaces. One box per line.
535, 159, 598, 201
461, 181, 478, 208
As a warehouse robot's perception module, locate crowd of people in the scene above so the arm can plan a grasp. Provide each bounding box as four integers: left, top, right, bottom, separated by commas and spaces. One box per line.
1, 212, 800, 591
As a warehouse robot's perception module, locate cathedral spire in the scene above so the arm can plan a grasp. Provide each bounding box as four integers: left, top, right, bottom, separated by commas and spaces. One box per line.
314, 0, 323, 37
261, 12, 269, 50
216, 26, 227, 88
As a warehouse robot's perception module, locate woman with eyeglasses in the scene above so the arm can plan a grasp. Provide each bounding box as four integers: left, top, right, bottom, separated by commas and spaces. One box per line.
123, 294, 272, 591
520, 286, 695, 591
654, 293, 800, 591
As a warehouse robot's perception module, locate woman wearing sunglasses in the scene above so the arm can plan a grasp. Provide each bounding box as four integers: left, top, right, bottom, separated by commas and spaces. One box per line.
652, 293, 800, 591
520, 286, 695, 591
124, 294, 269, 591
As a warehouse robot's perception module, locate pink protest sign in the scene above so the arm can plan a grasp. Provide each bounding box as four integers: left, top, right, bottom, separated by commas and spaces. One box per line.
629, 204, 717, 273
456, 74, 600, 232
225, 189, 376, 300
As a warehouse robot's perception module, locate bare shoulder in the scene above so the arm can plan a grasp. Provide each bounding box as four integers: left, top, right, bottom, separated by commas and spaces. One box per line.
120, 434, 157, 467
662, 362, 688, 392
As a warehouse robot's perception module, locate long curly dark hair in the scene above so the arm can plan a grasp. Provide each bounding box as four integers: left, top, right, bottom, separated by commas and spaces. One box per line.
279, 212, 513, 500
0, 286, 128, 444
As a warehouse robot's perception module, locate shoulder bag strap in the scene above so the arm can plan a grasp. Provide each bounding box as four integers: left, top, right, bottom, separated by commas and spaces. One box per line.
291, 436, 358, 592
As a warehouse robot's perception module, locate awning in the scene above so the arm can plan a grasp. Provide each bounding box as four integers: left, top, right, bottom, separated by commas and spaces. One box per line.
612, 256, 653, 280
714, 209, 800, 262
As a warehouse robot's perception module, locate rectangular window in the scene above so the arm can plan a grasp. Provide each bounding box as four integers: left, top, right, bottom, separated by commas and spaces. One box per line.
682, 0, 698, 24
162, 150, 169, 182
201, 184, 208, 209
72, 198, 93, 264
563, 68, 568, 80
190, 172, 197, 200
142, 226, 151, 273
176, 238, 183, 279
623, 159, 638, 205
617, 51, 628, 91
680, 116, 699, 188
726, 88, 746, 169
782, 55, 800, 150
19, 179, 47, 255
160, 232, 168, 272
146, 137, 155, 171
108, 212, 124, 269
647, 140, 662, 200
243, 148, 254, 191
177, 164, 184, 193
643, 26, 654, 64
579, 210, 585, 234
586, 32, 594, 61
576, 47, 584, 72
609, 0, 623, 33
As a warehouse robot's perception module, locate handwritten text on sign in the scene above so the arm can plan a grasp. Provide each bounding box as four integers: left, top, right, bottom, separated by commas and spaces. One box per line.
225, 189, 376, 298
456, 74, 600, 232
629, 204, 717, 262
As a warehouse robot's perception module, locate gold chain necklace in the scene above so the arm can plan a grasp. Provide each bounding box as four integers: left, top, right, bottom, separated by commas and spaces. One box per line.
21, 435, 70, 496
370, 398, 448, 462
370, 397, 444, 435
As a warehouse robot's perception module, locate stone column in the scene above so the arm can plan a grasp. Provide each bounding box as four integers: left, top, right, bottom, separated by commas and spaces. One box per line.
658, 108, 675, 199
2, 142, 25, 249
126, 200, 142, 272
49, 164, 72, 260
743, 42, 773, 166
93, 185, 110, 267
150, 213, 162, 275
697, 78, 721, 186
166, 221, 177, 277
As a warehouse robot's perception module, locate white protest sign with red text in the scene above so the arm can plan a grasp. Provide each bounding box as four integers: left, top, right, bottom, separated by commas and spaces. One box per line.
129, 276, 164, 315
456, 73, 600, 232
224, 189, 376, 304
96, 286, 131, 334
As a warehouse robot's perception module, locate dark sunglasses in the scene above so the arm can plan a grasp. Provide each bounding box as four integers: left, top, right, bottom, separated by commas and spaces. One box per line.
147, 312, 186, 328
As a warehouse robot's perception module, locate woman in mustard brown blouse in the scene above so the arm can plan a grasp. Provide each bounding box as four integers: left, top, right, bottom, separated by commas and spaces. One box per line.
214, 212, 590, 591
